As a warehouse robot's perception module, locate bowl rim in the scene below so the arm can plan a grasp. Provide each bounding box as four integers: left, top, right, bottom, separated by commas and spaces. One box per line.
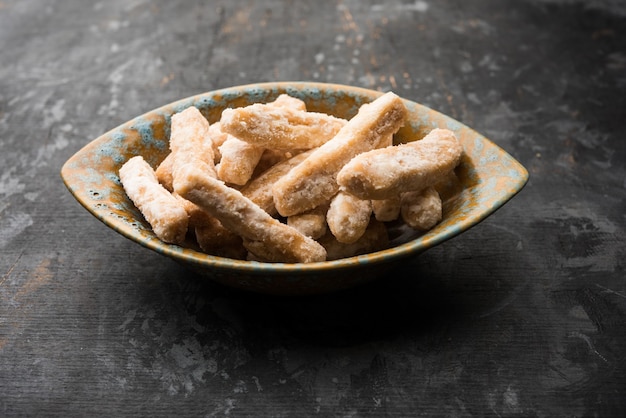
61, 81, 529, 275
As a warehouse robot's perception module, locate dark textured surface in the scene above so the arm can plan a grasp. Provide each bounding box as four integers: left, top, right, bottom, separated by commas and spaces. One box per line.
1, 0, 625, 416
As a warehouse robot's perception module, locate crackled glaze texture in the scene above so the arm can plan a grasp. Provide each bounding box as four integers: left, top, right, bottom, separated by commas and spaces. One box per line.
61, 82, 528, 294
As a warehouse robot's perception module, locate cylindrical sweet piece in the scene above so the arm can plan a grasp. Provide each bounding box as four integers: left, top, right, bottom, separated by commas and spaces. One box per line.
337, 128, 463, 200
119, 156, 188, 244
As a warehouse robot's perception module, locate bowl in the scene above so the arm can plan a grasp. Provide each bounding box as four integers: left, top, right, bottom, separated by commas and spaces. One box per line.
61, 82, 528, 295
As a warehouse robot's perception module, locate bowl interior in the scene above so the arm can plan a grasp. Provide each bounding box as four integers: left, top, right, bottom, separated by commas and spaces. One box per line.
61, 82, 528, 294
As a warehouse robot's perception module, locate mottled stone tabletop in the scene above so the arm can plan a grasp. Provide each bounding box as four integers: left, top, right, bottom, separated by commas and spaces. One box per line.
1, 0, 625, 416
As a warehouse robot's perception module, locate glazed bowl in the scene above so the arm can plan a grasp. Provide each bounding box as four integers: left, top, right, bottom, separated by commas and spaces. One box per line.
61, 82, 528, 295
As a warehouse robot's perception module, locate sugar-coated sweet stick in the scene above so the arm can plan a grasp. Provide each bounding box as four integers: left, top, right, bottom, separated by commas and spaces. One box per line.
326, 191, 372, 244
217, 135, 265, 185
173, 163, 327, 263
336, 128, 462, 200
169, 106, 217, 181
272, 92, 408, 217
157, 107, 216, 191
119, 156, 188, 244
174, 193, 247, 258
219, 102, 347, 150
400, 186, 442, 230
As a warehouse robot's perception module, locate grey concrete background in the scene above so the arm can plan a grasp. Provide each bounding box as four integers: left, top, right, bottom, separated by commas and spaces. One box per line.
1, 0, 625, 416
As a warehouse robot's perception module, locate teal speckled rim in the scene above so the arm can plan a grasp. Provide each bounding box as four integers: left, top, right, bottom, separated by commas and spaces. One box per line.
61, 82, 529, 278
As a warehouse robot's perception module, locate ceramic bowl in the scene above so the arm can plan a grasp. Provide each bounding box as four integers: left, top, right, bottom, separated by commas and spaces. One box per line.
61, 82, 528, 295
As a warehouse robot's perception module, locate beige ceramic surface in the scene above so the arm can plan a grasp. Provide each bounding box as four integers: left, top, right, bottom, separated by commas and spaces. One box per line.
61, 82, 528, 295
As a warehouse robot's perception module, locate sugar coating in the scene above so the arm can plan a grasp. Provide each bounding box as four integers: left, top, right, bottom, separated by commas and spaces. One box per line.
119, 156, 188, 244
169, 106, 216, 181
337, 128, 463, 200
173, 163, 327, 263
326, 191, 372, 244
157, 106, 216, 190
401, 186, 442, 230
272, 92, 408, 217
220, 102, 346, 150
217, 135, 265, 185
